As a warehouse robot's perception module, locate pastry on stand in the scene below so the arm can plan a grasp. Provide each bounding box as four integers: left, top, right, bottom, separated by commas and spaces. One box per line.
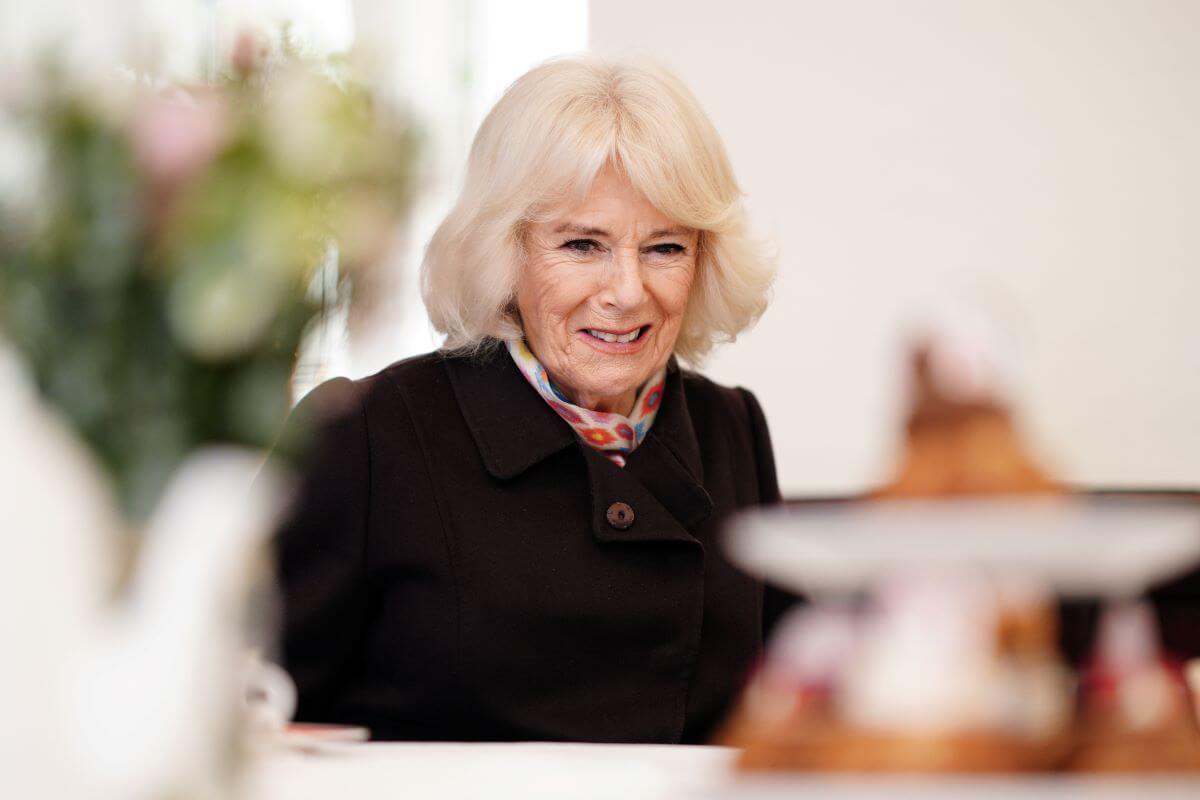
718, 339, 1200, 774
872, 342, 1059, 498
1068, 601, 1200, 772
720, 572, 1075, 772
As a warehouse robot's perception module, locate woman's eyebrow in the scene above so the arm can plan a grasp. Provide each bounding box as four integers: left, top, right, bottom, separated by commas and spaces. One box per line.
550, 223, 690, 239
553, 223, 609, 236
647, 227, 689, 239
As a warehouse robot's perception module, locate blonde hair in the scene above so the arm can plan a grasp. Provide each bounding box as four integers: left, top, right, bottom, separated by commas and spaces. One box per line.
420, 56, 774, 365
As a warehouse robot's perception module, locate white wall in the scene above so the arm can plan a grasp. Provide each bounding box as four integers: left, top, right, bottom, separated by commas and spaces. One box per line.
591, 0, 1200, 496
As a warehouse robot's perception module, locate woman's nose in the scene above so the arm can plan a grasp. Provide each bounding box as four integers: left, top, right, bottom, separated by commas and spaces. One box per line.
602, 249, 646, 311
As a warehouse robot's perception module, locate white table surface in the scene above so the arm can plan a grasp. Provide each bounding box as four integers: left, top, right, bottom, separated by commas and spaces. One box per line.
243, 742, 734, 800
243, 741, 1200, 800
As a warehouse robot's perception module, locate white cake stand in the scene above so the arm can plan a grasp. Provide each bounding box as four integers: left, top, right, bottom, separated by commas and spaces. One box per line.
723, 496, 1200, 598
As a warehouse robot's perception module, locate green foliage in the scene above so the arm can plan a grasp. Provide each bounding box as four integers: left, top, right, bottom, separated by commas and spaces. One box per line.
0, 48, 418, 522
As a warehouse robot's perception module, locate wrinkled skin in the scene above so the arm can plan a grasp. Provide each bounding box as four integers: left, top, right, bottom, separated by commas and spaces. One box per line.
517, 165, 698, 415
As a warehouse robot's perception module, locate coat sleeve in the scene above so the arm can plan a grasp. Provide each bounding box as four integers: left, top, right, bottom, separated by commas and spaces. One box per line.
737, 388, 781, 506
268, 377, 371, 722
737, 387, 804, 638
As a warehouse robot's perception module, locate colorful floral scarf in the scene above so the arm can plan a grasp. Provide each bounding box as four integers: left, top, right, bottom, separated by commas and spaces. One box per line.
506, 338, 666, 467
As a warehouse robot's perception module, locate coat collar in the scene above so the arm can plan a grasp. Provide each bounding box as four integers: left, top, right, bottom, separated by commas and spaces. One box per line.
443, 343, 713, 541
443, 343, 576, 480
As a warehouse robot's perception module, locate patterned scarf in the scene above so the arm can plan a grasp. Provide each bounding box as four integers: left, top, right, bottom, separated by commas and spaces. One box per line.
506, 338, 666, 467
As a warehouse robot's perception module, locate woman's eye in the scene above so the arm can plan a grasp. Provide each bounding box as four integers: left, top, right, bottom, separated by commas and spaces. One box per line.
648, 243, 685, 256
563, 239, 599, 253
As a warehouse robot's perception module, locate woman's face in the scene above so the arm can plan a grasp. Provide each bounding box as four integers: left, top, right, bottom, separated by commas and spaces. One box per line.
517, 166, 698, 415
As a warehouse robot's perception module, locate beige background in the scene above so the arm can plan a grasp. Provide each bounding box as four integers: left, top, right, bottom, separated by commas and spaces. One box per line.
591, 0, 1200, 496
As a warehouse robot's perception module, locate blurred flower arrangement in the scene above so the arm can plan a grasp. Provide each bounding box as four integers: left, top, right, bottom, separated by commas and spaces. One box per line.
0, 33, 418, 521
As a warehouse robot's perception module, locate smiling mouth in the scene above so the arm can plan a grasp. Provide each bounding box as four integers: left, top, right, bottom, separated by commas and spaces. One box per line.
582, 326, 650, 344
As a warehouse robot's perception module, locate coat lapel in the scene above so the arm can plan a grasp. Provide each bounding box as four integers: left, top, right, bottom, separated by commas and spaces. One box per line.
623, 363, 713, 532
577, 361, 718, 546
443, 345, 576, 479
444, 345, 714, 544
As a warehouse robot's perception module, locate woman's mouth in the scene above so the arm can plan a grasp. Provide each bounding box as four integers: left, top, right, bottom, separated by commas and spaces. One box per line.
578, 325, 651, 352
584, 326, 646, 343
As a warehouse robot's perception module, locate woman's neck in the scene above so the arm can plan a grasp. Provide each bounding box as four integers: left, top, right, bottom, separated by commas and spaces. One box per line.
564, 387, 638, 417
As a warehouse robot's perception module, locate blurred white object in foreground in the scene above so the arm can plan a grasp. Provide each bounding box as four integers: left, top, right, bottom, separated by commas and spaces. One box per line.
242, 650, 298, 738
0, 345, 284, 799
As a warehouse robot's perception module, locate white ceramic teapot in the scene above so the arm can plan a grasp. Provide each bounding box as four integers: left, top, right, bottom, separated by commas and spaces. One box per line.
0, 346, 284, 799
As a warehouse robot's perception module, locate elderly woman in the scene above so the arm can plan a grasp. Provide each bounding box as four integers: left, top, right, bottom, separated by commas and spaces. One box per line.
274, 57, 790, 744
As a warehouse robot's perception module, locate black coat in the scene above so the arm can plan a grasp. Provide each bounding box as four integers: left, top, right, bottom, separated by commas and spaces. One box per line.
272, 343, 795, 743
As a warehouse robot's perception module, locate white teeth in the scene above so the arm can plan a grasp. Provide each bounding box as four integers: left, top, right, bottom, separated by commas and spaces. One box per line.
587, 328, 641, 344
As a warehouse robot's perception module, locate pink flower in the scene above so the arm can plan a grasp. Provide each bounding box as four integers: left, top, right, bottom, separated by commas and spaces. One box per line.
640, 385, 663, 416
132, 89, 228, 188
580, 428, 617, 446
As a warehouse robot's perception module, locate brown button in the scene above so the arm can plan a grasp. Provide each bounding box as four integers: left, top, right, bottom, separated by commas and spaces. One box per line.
606, 502, 635, 530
